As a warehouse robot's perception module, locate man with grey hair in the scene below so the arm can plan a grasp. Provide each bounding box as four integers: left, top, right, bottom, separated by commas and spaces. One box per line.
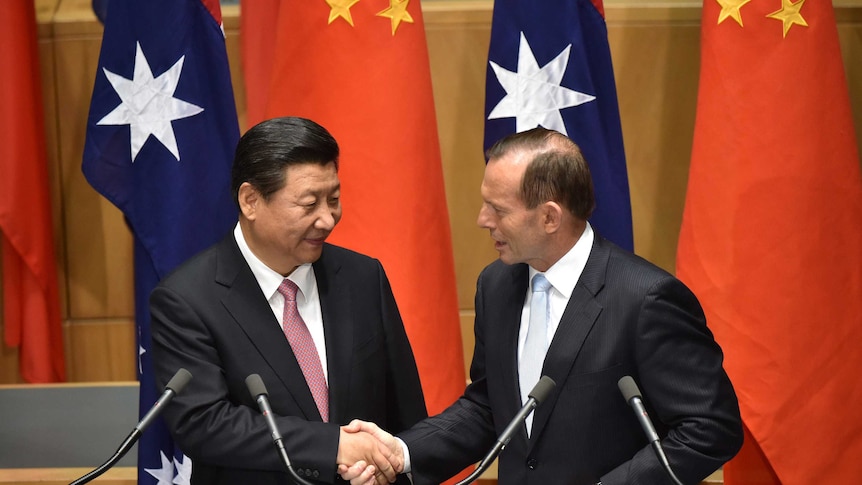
341, 127, 742, 485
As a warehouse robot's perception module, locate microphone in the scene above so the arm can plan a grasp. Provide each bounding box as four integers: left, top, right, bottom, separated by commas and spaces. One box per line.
70, 368, 193, 485
454, 375, 556, 485
617, 375, 684, 485
245, 374, 314, 485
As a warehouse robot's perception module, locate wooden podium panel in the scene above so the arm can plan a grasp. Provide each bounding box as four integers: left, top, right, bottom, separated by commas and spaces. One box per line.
0, 467, 134, 485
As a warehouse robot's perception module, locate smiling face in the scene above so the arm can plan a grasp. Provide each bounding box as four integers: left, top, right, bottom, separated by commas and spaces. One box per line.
239, 161, 342, 275
476, 152, 550, 269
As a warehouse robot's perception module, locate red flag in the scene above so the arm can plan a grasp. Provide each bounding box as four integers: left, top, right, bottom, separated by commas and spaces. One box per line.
239, 0, 279, 127
242, 1, 465, 418
0, 0, 65, 383
677, 1, 862, 483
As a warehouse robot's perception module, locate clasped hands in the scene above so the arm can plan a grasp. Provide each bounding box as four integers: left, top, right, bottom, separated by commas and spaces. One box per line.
337, 420, 401, 485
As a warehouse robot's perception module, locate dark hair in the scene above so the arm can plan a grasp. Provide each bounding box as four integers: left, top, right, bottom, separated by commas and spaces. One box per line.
230, 117, 339, 207
485, 127, 595, 220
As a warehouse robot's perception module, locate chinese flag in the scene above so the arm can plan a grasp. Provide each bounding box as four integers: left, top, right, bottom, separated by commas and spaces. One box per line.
0, 0, 65, 382
243, 2, 465, 420
677, 1, 862, 484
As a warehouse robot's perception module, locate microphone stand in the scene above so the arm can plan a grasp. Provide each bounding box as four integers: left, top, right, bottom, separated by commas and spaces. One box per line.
246, 374, 315, 485
454, 376, 556, 485
69, 368, 192, 485
69, 430, 141, 485
618, 376, 684, 485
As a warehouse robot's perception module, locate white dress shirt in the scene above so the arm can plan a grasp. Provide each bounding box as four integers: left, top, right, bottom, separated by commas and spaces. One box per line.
233, 223, 329, 384
519, 223, 594, 363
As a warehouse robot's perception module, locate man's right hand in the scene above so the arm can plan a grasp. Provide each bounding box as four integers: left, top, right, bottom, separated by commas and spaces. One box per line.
337, 420, 403, 485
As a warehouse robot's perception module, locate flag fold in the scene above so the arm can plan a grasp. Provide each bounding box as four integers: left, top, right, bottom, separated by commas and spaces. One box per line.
0, 0, 65, 383
83, 0, 239, 482
242, 0, 466, 422
484, 0, 633, 250
677, 1, 862, 483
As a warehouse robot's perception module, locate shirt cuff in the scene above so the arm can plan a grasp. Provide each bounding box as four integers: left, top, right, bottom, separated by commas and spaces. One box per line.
396, 437, 412, 474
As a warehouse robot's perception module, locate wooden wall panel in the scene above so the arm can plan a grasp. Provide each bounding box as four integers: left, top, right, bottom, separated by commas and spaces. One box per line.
425, 5, 498, 310
837, 7, 862, 149
64, 319, 136, 381
2, 1, 861, 384
53, 5, 132, 321
608, 6, 702, 274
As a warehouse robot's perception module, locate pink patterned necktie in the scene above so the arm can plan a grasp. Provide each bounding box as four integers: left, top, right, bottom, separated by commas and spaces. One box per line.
277, 279, 329, 422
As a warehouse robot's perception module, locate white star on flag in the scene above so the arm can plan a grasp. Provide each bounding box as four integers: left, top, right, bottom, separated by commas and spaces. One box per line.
98, 42, 204, 162
488, 32, 595, 135
173, 454, 192, 485
144, 451, 176, 485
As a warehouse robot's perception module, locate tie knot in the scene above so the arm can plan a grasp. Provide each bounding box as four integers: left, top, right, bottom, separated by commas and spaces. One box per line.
277, 279, 299, 302
532, 274, 551, 293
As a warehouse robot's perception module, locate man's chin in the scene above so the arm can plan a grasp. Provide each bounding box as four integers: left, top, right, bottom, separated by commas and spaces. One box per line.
299, 245, 325, 264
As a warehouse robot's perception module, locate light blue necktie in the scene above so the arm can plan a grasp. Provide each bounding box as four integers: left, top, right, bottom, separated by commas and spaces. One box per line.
520, 273, 551, 435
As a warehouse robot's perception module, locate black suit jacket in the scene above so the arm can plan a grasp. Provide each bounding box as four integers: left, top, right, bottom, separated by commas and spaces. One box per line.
401, 235, 742, 485
150, 234, 427, 484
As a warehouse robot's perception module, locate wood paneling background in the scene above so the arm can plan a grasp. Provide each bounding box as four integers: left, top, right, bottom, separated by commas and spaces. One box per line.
2, 0, 861, 384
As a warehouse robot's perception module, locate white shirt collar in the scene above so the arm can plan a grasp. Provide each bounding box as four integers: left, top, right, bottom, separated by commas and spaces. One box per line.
528, 222, 594, 297
233, 223, 315, 301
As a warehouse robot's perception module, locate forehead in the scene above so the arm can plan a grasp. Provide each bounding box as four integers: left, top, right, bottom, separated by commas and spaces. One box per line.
283, 162, 339, 186
483, 152, 529, 191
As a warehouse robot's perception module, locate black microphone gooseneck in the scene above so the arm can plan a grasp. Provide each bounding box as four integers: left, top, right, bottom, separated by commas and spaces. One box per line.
617, 375, 684, 485
69, 368, 193, 485
454, 375, 556, 485
245, 374, 315, 485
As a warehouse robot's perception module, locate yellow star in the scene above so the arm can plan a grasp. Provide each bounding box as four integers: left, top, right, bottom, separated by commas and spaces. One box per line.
326, 0, 361, 27
766, 0, 808, 38
716, 0, 751, 27
377, 0, 414, 36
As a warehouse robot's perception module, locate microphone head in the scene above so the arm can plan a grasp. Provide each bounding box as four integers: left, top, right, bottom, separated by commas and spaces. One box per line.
165, 368, 193, 394
245, 374, 269, 399
528, 376, 556, 404
618, 375, 642, 403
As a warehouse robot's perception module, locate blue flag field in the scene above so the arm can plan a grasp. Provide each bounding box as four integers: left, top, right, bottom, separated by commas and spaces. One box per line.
484, 0, 633, 250
82, 1, 239, 483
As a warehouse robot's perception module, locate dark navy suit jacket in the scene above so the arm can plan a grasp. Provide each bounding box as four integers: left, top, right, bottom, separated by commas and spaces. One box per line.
401, 234, 742, 485
151, 234, 427, 484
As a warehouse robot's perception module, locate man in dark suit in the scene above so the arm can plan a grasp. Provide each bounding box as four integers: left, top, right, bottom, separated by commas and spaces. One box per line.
340, 127, 743, 485
150, 117, 427, 485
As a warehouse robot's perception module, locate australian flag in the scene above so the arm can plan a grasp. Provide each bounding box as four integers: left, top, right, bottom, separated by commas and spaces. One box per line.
82, 0, 239, 483
484, 0, 633, 251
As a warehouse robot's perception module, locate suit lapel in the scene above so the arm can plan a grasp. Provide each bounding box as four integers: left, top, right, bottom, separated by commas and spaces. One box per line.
528, 236, 610, 447
314, 246, 352, 424
215, 235, 322, 421
495, 264, 530, 438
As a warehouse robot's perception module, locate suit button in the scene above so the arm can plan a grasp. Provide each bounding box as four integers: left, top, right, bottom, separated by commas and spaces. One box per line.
527, 458, 538, 469
312, 470, 320, 478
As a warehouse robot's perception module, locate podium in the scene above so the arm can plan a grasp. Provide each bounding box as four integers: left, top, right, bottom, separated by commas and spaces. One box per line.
0, 383, 139, 484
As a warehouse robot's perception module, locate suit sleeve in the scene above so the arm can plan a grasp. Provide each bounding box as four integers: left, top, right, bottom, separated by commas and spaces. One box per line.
150, 285, 340, 481
600, 276, 743, 485
399, 271, 497, 485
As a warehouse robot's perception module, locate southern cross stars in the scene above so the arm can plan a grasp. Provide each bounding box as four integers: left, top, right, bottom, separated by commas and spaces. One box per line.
487, 32, 595, 136
144, 451, 191, 485
98, 42, 203, 163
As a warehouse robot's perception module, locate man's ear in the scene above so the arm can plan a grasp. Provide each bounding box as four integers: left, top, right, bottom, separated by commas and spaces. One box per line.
542, 201, 564, 234
238, 182, 260, 220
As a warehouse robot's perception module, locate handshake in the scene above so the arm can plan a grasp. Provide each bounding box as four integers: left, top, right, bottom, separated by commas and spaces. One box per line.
336, 420, 404, 485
